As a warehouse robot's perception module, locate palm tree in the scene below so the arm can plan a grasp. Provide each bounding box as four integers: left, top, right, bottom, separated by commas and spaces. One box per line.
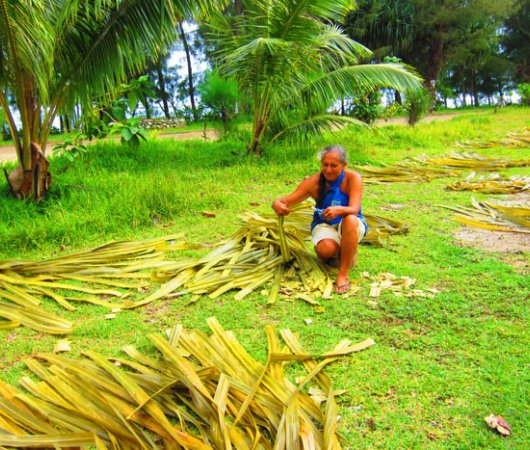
0, 0, 217, 201
205, 0, 422, 155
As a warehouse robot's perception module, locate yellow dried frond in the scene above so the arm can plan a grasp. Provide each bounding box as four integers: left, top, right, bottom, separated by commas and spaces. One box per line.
0, 319, 375, 448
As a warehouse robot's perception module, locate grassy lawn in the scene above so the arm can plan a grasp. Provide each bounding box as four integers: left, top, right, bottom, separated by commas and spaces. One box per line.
0, 107, 528, 448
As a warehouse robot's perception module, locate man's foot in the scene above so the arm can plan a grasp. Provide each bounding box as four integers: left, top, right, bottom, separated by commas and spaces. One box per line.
334, 280, 350, 294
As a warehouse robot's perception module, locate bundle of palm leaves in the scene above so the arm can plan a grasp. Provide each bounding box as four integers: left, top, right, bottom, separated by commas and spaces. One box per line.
143, 203, 408, 306
0, 317, 375, 449
455, 128, 530, 149
356, 151, 530, 184
446, 173, 530, 194
442, 198, 530, 232
0, 205, 407, 333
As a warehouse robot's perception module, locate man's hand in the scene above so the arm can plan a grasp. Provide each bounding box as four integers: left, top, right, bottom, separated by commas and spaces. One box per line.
321, 206, 344, 220
272, 199, 291, 216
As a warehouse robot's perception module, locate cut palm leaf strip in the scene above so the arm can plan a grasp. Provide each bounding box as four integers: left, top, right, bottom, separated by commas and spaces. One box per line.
441, 198, 530, 233
0, 318, 375, 449
446, 173, 530, 194
143, 203, 408, 306
356, 151, 530, 184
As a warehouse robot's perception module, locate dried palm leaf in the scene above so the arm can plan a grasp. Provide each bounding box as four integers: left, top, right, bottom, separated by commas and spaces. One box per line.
455, 128, 530, 149
412, 151, 530, 171
0, 206, 407, 333
144, 203, 408, 306
357, 150, 530, 185
446, 173, 530, 194
0, 318, 375, 449
355, 162, 454, 184
442, 198, 530, 233
0, 235, 187, 334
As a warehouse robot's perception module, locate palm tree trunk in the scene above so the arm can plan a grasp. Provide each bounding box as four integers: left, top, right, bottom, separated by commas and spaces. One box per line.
178, 21, 198, 121
155, 62, 171, 118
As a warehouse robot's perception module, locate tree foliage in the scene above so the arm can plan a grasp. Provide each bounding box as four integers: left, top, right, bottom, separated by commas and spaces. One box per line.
0, 0, 217, 200
205, 0, 422, 155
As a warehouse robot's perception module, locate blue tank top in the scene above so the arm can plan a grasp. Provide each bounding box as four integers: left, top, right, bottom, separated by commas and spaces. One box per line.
311, 170, 367, 230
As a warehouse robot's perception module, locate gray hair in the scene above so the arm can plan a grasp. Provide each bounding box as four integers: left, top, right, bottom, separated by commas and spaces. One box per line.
318, 145, 348, 164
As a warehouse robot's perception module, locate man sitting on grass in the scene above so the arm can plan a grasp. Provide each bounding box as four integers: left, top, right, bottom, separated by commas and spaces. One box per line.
271, 145, 367, 294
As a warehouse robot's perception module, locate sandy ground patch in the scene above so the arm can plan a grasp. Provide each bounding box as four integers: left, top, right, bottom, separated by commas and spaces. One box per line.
453, 191, 530, 273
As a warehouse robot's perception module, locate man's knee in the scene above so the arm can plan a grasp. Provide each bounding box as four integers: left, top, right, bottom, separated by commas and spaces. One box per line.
341, 215, 359, 239
316, 239, 339, 259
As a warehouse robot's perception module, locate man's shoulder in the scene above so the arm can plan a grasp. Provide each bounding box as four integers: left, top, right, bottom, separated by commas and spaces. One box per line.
345, 168, 362, 180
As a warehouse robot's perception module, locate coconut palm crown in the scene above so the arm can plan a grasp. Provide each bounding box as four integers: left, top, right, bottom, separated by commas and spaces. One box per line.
206, 0, 423, 155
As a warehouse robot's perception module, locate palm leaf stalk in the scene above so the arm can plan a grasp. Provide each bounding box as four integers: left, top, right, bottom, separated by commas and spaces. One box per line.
446, 173, 530, 194
0, 235, 187, 334
0, 318, 375, 448
441, 198, 530, 233
455, 128, 530, 149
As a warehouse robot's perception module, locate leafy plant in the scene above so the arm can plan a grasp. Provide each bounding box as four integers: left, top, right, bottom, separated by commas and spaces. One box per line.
109, 118, 150, 148
404, 87, 433, 126
52, 132, 89, 162
207, 0, 422, 155
198, 70, 239, 131
517, 82, 530, 106
0, 0, 215, 200
349, 90, 385, 124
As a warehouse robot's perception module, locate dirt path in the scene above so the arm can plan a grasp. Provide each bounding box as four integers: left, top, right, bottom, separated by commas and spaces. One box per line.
0, 113, 464, 164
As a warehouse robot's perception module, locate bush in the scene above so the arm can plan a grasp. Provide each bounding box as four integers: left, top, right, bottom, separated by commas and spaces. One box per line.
517, 83, 530, 106
404, 87, 433, 126
349, 91, 384, 124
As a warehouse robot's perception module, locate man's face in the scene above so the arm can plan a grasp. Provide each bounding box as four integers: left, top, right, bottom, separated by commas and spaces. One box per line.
321, 150, 345, 182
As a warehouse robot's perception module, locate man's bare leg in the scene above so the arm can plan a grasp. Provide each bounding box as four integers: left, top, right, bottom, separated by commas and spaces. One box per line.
335, 215, 359, 294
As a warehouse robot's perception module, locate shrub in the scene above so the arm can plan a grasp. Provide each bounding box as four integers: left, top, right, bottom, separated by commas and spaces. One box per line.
404, 87, 433, 126
517, 83, 530, 106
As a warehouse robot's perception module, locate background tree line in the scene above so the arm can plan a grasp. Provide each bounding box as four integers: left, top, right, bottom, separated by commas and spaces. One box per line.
1, 0, 528, 201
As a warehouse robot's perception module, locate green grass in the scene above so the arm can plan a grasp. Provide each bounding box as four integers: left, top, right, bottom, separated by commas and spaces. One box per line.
0, 106, 529, 448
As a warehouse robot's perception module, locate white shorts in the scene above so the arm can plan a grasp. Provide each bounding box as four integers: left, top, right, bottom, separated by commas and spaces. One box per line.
311, 218, 367, 246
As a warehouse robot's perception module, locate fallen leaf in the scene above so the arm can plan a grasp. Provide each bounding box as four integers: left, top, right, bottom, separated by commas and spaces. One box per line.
53, 340, 71, 353
369, 286, 382, 297
201, 211, 216, 218
485, 414, 512, 436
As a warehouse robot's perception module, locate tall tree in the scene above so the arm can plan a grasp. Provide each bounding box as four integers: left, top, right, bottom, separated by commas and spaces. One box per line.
502, 0, 530, 82
402, 0, 514, 99
0, 0, 216, 201
343, 0, 414, 62
206, 0, 422, 155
